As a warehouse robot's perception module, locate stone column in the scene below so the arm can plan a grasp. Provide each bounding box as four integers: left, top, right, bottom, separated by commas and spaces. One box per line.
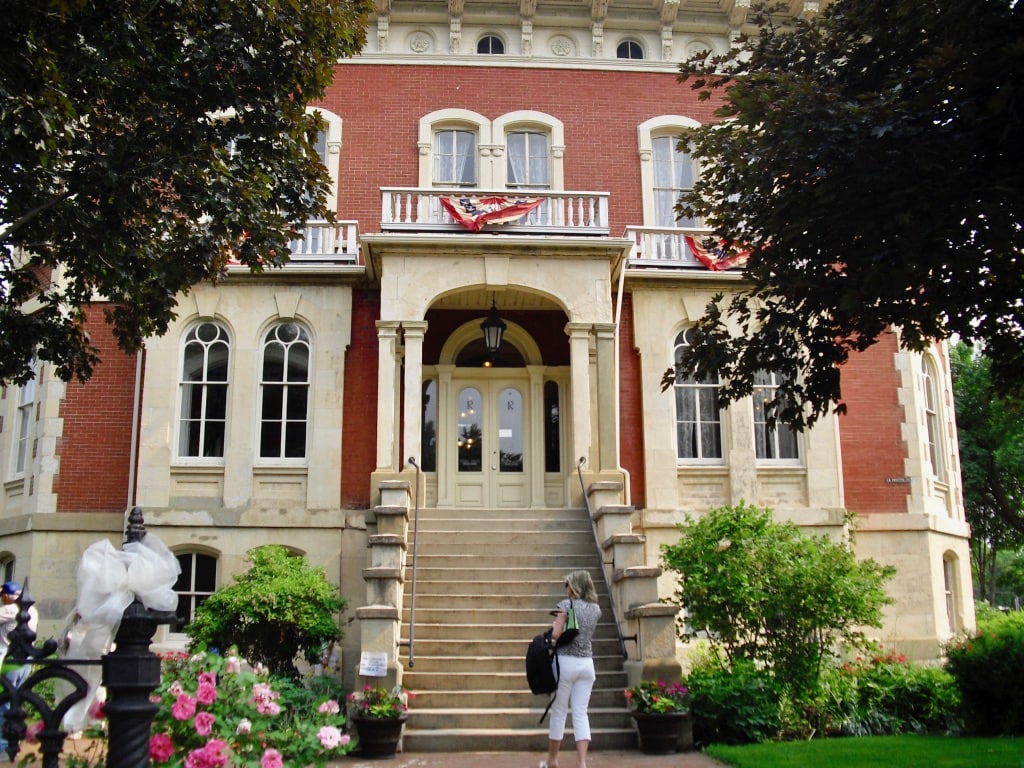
594, 323, 619, 473
566, 323, 593, 468
376, 321, 401, 471
401, 322, 428, 468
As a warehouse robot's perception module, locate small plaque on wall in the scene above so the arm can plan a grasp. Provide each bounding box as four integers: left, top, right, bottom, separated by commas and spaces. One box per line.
359, 651, 388, 677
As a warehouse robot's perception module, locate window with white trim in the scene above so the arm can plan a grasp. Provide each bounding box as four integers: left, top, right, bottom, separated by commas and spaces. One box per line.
177, 322, 230, 459
12, 364, 36, 475
506, 132, 550, 192
652, 135, 699, 228
752, 370, 800, 461
673, 328, 723, 460
259, 322, 311, 460
172, 551, 217, 632
433, 128, 478, 187
922, 355, 946, 481
617, 40, 644, 59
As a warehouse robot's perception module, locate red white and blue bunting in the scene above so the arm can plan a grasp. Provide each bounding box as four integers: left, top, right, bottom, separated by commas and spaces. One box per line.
440, 195, 544, 232
684, 234, 752, 271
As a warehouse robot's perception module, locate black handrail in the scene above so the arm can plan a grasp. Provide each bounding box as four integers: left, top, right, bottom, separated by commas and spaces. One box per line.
576, 456, 633, 659
406, 456, 422, 668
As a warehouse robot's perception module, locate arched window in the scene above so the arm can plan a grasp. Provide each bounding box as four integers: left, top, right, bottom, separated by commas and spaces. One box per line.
652, 135, 699, 228
259, 322, 311, 460
433, 128, 478, 187
752, 370, 800, 461
178, 322, 230, 459
673, 328, 723, 460
477, 35, 505, 54
617, 40, 644, 59
172, 551, 218, 632
506, 131, 551, 192
12, 361, 36, 475
922, 355, 946, 481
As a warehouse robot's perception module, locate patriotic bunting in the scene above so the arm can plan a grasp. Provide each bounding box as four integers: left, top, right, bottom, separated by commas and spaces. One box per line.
440, 195, 545, 232
684, 234, 752, 271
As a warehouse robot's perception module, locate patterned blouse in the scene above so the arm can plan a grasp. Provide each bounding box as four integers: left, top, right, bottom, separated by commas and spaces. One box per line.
553, 598, 601, 658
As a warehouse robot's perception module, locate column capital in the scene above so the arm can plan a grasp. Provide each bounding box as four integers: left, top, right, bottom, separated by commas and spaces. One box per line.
593, 322, 617, 339
376, 320, 401, 335
401, 320, 428, 338
565, 322, 592, 337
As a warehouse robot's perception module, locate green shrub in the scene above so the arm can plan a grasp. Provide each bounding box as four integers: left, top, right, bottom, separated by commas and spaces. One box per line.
945, 610, 1024, 736
188, 545, 347, 677
810, 648, 959, 737
662, 502, 894, 699
686, 655, 784, 745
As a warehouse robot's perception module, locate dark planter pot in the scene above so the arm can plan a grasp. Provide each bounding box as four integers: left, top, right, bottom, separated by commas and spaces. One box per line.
352, 714, 408, 759
631, 711, 693, 754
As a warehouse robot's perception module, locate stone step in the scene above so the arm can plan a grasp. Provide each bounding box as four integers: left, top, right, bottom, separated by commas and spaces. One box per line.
403, 592, 608, 610
402, 726, 637, 752
412, 518, 593, 532
406, 687, 629, 709
401, 669, 628, 693
400, 652, 628, 675
411, 507, 589, 522
404, 553, 602, 569
407, 706, 633, 731
408, 534, 600, 555
398, 638, 624, 657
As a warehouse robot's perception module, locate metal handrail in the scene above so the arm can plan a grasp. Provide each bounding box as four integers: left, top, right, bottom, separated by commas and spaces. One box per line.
406, 456, 422, 668
576, 456, 633, 660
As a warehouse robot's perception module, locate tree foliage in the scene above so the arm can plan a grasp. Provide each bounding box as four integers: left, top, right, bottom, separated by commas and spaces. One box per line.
950, 342, 1024, 603
0, 0, 371, 386
671, 0, 1024, 428
187, 544, 347, 678
662, 502, 895, 697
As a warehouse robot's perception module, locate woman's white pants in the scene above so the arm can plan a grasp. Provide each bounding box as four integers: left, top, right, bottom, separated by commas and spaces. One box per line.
547, 653, 596, 742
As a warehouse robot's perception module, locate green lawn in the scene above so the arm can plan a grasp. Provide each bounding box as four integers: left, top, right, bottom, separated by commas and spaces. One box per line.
706, 735, 1024, 768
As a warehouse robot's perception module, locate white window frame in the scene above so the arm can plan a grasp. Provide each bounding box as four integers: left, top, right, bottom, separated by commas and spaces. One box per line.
175, 321, 231, 463
308, 107, 342, 213
617, 39, 644, 59
921, 354, 947, 482
418, 108, 490, 187
12, 362, 37, 477
637, 115, 702, 227
752, 370, 801, 463
257, 321, 312, 464
673, 327, 724, 463
493, 111, 565, 191
477, 34, 506, 54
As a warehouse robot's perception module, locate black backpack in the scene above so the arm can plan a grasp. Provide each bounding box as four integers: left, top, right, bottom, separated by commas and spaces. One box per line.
525, 629, 560, 723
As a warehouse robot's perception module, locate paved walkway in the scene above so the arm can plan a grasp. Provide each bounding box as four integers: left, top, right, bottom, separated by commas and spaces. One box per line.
332, 750, 728, 768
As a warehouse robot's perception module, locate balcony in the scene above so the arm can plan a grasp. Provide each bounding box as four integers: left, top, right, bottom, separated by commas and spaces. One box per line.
286, 220, 360, 263
380, 188, 610, 236
624, 226, 745, 272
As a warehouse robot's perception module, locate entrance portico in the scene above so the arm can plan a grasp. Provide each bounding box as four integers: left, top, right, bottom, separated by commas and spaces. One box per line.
363, 234, 631, 507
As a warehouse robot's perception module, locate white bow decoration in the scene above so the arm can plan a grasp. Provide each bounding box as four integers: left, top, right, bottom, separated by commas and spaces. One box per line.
61, 532, 180, 732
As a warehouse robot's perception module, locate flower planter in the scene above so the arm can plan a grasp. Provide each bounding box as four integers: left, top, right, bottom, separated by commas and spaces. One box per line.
352, 714, 408, 759
631, 711, 693, 754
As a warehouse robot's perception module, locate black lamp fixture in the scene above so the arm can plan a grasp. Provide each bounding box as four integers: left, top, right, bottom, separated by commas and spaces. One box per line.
480, 295, 507, 361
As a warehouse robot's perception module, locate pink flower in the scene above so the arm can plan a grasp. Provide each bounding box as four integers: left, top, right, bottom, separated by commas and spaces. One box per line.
256, 700, 281, 716
185, 739, 229, 768
169, 680, 185, 696
149, 733, 175, 763
172, 693, 197, 721
197, 680, 218, 706
198, 671, 217, 687
318, 699, 340, 715
318, 725, 347, 749
88, 697, 106, 720
25, 721, 44, 743
236, 718, 252, 735
194, 711, 216, 736
260, 748, 284, 768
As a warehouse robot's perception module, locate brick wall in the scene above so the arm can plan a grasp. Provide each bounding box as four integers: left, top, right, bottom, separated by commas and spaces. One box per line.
617, 292, 646, 508
838, 333, 911, 514
53, 305, 138, 512
341, 289, 381, 508
319, 64, 717, 234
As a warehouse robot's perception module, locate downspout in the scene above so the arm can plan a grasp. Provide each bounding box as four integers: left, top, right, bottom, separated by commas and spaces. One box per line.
611, 244, 631, 505
126, 349, 143, 510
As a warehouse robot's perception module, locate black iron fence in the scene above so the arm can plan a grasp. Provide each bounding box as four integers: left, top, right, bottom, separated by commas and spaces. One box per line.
1, 508, 177, 767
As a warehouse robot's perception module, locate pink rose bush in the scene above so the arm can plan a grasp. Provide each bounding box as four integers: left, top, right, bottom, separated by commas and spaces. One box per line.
146, 647, 354, 767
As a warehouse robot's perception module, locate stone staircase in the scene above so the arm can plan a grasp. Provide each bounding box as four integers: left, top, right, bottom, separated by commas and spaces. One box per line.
398, 506, 637, 752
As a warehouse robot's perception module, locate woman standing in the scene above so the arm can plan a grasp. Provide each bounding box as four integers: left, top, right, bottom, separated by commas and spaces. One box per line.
540, 569, 601, 768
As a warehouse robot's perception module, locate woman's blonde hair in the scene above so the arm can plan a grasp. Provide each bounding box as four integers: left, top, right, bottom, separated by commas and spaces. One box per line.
564, 569, 598, 603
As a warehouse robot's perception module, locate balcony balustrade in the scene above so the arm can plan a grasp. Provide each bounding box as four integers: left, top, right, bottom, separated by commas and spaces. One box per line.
286, 220, 360, 263
624, 225, 745, 272
380, 188, 610, 235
